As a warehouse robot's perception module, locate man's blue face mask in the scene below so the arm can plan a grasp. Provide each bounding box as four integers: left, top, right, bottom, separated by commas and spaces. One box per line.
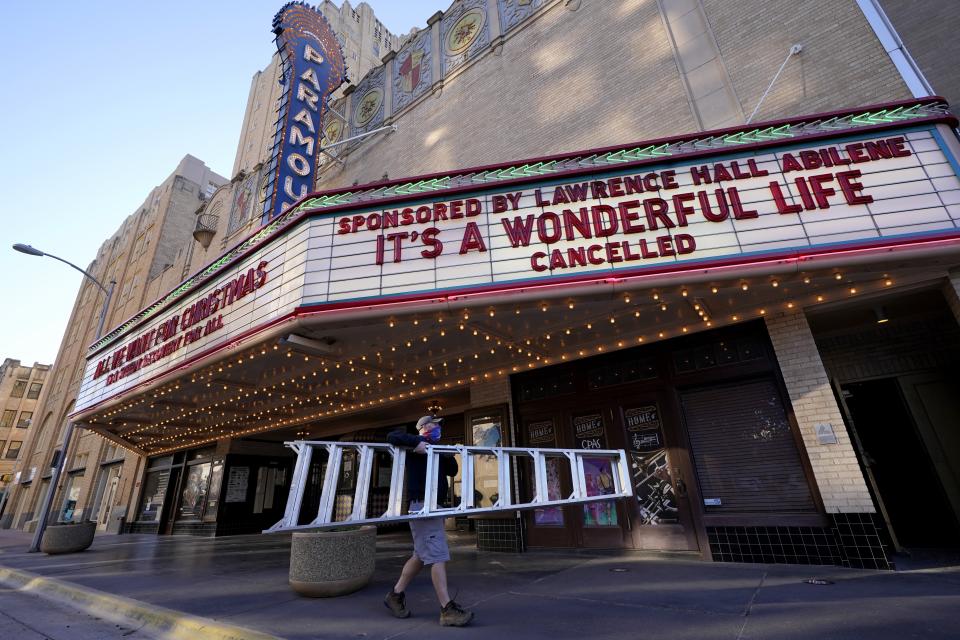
419, 423, 442, 442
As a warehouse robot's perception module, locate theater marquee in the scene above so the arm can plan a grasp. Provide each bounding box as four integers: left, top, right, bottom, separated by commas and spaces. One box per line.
307, 128, 960, 304
74, 100, 960, 416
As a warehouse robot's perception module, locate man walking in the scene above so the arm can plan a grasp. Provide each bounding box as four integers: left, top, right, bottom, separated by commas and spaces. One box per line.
384, 415, 474, 627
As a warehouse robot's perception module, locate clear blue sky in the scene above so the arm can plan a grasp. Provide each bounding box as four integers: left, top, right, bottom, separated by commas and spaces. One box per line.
0, 1, 441, 366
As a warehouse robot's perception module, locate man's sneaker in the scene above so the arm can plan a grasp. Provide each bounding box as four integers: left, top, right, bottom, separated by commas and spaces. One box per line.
439, 600, 473, 627
384, 590, 410, 618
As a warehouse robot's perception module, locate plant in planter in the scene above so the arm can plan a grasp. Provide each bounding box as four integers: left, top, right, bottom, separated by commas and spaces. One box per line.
289, 525, 376, 597
40, 520, 96, 554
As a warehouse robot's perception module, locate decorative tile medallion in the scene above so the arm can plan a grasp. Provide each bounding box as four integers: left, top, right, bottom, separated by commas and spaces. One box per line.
393, 28, 433, 113
442, 0, 491, 75
498, 0, 548, 33
350, 66, 386, 138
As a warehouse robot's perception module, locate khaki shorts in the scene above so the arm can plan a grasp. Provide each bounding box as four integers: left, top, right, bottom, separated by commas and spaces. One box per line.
408, 501, 450, 565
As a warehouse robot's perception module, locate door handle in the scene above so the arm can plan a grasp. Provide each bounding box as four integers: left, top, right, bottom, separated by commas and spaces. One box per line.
673, 469, 687, 497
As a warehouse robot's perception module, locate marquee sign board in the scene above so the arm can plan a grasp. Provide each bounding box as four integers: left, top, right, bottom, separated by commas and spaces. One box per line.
261, 3, 345, 223
75, 226, 310, 413
75, 109, 960, 416
297, 127, 960, 306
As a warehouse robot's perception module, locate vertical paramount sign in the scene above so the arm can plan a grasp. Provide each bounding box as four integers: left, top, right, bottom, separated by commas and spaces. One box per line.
262, 2, 345, 223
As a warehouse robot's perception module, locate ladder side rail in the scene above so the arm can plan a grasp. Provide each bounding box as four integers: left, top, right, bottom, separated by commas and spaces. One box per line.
266, 491, 634, 533
351, 445, 376, 521
268, 442, 313, 531
312, 444, 343, 526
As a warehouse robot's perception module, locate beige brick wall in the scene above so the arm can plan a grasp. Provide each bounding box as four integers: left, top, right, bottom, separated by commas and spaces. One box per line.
764, 311, 875, 513
702, 0, 912, 123
880, 0, 960, 107
323, 0, 698, 189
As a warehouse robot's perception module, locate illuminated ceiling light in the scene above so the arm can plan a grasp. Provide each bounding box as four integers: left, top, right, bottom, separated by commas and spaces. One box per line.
740, 282, 749, 291
652, 292, 660, 301
803, 276, 811, 284
816, 295, 824, 302
884, 279, 893, 286
711, 287, 718, 294
489, 309, 495, 317
624, 295, 631, 304
771, 280, 779, 288
849, 287, 857, 294
874, 306, 890, 324
835, 273, 843, 281
681, 289, 688, 297
568, 301, 575, 309
660, 303, 668, 311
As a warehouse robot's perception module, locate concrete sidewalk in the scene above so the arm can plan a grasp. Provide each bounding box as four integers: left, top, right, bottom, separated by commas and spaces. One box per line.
0, 529, 958, 640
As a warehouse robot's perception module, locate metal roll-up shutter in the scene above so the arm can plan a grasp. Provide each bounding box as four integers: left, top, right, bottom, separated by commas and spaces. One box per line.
681, 379, 816, 513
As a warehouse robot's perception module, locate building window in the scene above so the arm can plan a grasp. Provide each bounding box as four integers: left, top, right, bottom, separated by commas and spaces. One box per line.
16, 412, 31, 428
11, 380, 27, 398
0, 411, 15, 428
0, 441, 6, 456
6, 441, 22, 460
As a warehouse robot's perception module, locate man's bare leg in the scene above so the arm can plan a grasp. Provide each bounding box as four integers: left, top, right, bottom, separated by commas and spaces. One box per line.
430, 561, 451, 606
394, 555, 423, 593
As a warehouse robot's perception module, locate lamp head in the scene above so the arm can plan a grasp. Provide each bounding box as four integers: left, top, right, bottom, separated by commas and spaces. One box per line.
12, 244, 44, 257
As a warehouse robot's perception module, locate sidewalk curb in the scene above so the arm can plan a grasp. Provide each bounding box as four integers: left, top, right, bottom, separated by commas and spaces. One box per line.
0, 565, 280, 640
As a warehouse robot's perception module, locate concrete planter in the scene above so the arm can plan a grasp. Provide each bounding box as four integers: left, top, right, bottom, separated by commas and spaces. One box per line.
289, 525, 376, 597
40, 521, 96, 554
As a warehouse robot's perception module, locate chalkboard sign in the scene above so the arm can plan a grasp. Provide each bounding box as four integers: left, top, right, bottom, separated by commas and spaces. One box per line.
573, 414, 605, 449
630, 429, 662, 452
528, 420, 555, 445
624, 405, 660, 432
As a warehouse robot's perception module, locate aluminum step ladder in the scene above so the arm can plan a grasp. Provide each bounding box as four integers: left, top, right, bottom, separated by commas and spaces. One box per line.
265, 441, 632, 533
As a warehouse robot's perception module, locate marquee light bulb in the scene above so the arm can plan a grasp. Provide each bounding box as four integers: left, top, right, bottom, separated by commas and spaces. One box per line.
740, 283, 749, 291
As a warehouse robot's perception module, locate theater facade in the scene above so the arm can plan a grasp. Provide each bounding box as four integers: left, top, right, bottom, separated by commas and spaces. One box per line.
71, 96, 960, 568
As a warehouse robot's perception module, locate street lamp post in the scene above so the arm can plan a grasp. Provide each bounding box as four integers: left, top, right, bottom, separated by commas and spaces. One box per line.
11, 244, 116, 553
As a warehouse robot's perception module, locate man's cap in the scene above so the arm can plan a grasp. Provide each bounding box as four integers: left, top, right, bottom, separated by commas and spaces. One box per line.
416, 415, 443, 430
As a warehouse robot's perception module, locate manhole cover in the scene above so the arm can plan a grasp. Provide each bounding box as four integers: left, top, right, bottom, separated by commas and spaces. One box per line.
803, 578, 834, 585
610, 568, 630, 573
